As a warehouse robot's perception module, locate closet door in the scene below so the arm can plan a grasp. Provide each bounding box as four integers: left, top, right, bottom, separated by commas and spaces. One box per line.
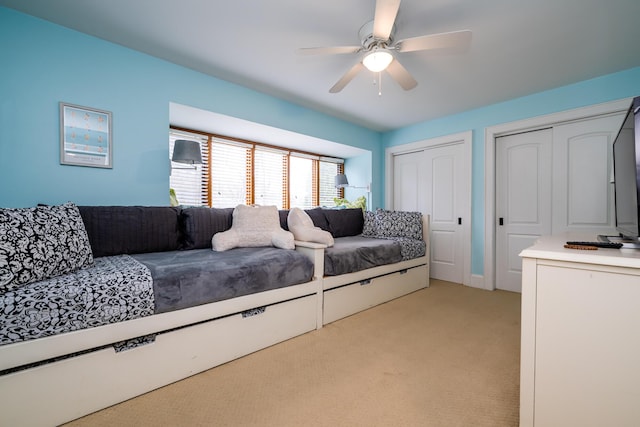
393, 150, 425, 212
496, 129, 553, 293
393, 143, 466, 284
551, 114, 625, 234
425, 144, 466, 284
495, 112, 626, 292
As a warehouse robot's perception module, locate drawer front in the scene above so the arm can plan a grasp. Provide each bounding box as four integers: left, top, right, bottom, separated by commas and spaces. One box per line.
323, 265, 427, 324
0, 294, 317, 427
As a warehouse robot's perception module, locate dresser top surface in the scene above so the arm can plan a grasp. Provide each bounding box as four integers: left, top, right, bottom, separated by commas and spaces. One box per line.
520, 233, 640, 269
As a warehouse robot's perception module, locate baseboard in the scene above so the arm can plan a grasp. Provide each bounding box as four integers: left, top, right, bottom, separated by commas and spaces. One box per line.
466, 274, 488, 290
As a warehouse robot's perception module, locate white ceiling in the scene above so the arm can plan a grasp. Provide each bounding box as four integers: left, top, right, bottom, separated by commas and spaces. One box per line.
3, 0, 640, 132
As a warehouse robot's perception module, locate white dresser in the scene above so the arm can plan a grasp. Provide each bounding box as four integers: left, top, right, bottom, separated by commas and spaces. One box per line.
519, 235, 640, 427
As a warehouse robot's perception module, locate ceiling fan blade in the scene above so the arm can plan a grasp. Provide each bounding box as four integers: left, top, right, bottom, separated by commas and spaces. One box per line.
297, 46, 362, 56
396, 30, 472, 53
373, 0, 401, 40
386, 59, 417, 90
330, 62, 365, 93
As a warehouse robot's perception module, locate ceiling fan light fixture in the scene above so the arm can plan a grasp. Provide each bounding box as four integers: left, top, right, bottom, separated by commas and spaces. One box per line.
362, 49, 393, 72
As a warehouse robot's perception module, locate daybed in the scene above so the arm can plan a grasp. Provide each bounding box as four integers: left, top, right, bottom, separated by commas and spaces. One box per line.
0, 203, 429, 426
288, 208, 430, 325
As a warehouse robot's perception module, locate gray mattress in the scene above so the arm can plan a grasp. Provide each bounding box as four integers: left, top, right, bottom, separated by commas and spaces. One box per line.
324, 236, 403, 276
0, 248, 313, 348
133, 247, 315, 314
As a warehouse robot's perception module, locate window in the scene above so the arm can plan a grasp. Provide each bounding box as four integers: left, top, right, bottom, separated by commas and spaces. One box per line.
170, 128, 344, 209
210, 139, 251, 207
169, 131, 208, 206
320, 157, 344, 207
254, 147, 287, 206
289, 155, 314, 209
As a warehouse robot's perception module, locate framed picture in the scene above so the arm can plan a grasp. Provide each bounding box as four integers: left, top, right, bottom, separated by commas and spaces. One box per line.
60, 102, 112, 168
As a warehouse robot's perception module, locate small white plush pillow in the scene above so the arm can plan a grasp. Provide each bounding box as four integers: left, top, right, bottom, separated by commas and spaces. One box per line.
212, 204, 294, 251
287, 207, 334, 247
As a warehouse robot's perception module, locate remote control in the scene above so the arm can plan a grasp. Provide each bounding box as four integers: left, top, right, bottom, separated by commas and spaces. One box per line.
566, 241, 623, 249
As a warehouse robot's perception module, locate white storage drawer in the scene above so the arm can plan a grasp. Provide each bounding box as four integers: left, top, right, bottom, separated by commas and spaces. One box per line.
323, 264, 427, 325
0, 294, 317, 427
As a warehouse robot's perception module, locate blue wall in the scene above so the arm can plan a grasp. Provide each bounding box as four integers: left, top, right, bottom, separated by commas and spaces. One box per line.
383, 67, 640, 275
0, 7, 380, 208
2, 6, 640, 278
344, 152, 373, 209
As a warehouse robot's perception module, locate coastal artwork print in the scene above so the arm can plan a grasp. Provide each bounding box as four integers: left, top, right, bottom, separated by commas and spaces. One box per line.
60, 103, 112, 168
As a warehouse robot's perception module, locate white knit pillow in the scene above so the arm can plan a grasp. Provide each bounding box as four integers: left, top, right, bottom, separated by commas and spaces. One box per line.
211, 205, 294, 251
287, 208, 334, 246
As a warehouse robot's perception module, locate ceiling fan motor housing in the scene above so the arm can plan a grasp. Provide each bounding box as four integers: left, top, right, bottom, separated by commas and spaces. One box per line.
359, 20, 395, 51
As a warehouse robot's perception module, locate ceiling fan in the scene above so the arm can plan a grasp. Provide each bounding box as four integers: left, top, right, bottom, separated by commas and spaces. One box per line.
298, 0, 472, 93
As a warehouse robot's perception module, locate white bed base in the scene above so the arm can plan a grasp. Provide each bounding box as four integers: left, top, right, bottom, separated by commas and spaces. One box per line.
0, 273, 321, 426
297, 214, 430, 326
323, 258, 429, 324
0, 216, 430, 426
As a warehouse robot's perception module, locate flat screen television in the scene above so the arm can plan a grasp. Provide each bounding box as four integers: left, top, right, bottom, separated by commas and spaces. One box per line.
612, 96, 640, 242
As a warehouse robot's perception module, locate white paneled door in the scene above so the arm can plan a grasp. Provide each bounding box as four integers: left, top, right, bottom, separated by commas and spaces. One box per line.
551, 114, 624, 234
426, 144, 466, 284
394, 143, 466, 284
496, 129, 553, 292
495, 113, 624, 292
393, 150, 425, 213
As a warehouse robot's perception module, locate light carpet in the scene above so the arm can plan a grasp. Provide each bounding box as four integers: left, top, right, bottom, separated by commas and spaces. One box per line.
65, 280, 521, 427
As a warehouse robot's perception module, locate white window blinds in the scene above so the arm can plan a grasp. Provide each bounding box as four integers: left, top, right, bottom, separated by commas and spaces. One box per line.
169, 131, 208, 206
319, 159, 343, 207
254, 147, 287, 207
169, 128, 346, 209
289, 155, 314, 209
210, 138, 251, 208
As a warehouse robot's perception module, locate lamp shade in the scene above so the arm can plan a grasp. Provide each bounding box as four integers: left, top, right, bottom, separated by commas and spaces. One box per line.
335, 173, 349, 188
172, 140, 202, 165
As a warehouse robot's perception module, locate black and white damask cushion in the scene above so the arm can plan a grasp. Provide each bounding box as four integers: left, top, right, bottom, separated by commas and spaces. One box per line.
385, 237, 427, 261
0, 255, 154, 345
0, 202, 94, 292
362, 210, 378, 237
362, 209, 423, 240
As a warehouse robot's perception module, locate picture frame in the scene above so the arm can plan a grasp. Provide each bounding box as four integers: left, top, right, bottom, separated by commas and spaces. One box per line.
60, 102, 112, 168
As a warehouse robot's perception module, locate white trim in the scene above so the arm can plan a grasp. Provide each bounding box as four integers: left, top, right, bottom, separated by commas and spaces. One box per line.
255, 146, 289, 155
468, 274, 485, 289
484, 97, 632, 290
385, 131, 473, 286
290, 152, 320, 160
211, 136, 253, 149
319, 156, 344, 164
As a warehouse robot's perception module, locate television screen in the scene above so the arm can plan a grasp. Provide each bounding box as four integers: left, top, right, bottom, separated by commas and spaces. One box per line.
613, 98, 640, 240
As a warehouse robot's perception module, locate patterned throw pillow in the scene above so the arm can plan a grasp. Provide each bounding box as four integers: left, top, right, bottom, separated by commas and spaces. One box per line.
362, 210, 378, 237
364, 209, 423, 240
0, 202, 94, 291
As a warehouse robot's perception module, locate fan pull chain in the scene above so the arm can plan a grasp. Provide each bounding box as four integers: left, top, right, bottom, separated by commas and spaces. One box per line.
378, 71, 382, 96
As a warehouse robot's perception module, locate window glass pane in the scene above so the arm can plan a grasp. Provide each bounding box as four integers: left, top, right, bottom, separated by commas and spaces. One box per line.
319, 161, 340, 207
169, 133, 207, 206
210, 142, 249, 208
255, 149, 285, 208
289, 156, 313, 208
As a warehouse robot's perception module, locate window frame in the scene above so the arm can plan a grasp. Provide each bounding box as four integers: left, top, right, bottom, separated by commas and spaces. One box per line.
170, 126, 345, 208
